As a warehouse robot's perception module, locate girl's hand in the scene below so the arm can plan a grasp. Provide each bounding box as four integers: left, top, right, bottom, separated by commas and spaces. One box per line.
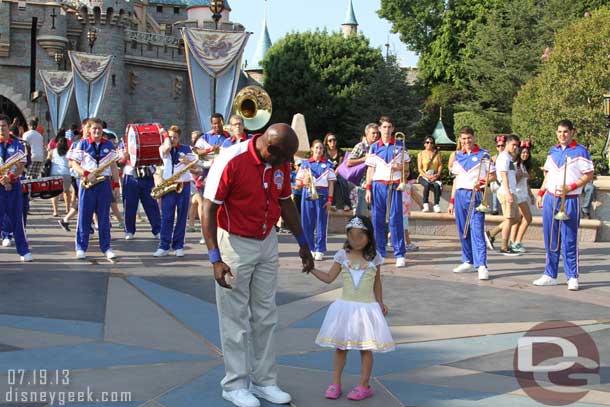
323, 201, 331, 212
379, 302, 388, 316
448, 203, 454, 215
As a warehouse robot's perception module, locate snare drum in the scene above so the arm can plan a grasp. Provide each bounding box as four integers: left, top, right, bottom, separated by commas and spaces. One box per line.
29, 178, 49, 198
41, 176, 64, 199
126, 123, 164, 167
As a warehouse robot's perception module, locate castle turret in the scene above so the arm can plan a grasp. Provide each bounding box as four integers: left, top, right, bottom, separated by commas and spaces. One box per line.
246, 1, 271, 73
341, 0, 358, 38
74, 1, 133, 132
186, 0, 232, 29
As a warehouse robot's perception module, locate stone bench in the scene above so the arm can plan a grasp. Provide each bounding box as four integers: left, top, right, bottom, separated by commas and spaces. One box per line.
327, 181, 606, 243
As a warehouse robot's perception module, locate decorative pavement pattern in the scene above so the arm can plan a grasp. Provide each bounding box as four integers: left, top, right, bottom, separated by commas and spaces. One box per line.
0, 201, 609, 407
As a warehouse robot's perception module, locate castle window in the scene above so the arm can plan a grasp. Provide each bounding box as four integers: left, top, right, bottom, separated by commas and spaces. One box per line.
156, 6, 163, 13
173, 7, 180, 15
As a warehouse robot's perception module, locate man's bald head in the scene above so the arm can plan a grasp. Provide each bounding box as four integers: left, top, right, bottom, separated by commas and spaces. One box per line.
257, 123, 298, 165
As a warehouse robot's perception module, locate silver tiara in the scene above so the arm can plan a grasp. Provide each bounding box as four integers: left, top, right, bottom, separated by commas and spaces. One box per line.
346, 217, 367, 231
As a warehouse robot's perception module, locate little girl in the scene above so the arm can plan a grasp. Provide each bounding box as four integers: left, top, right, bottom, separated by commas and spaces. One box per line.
307, 215, 395, 401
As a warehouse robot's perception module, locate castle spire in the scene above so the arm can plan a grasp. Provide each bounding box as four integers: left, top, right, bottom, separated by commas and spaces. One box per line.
247, 0, 272, 71
341, 0, 358, 37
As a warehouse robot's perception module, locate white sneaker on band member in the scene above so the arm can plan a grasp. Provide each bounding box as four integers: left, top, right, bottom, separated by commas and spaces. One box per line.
533, 274, 557, 286
453, 262, 475, 273
76, 250, 86, 259
175, 249, 184, 257
395, 257, 406, 267
478, 265, 489, 280
105, 249, 117, 260
250, 384, 292, 404
1, 238, 11, 247
567, 278, 579, 291
222, 389, 260, 407
21, 253, 33, 262
153, 248, 169, 257
124, 233, 134, 240
313, 252, 324, 261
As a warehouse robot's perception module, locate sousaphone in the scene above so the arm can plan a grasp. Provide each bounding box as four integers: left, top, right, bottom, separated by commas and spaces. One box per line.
232, 85, 272, 131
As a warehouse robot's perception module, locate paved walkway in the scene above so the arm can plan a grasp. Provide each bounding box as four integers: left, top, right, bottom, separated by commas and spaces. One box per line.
0, 200, 609, 407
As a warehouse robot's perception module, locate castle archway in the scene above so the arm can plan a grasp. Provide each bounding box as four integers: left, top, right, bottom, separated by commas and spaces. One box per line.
0, 95, 26, 128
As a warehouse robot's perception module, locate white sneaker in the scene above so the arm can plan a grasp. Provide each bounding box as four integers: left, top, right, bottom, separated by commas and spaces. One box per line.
453, 262, 475, 273
395, 256, 406, 267
250, 384, 292, 404
567, 278, 579, 291
153, 233, 160, 239
222, 389, 260, 407
422, 203, 430, 212
1, 238, 11, 247
20, 253, 33, 262
199, 237, 206, 245
433, 204, 441, 213
125, 233, 134, 240
478, 265, 489, 280
313, 252, 324, 261
153, 248, 169, 257
175, 249, 185, 257
105, 249, 117, 260
76, 250, 86, 259
533, 274, 557, 286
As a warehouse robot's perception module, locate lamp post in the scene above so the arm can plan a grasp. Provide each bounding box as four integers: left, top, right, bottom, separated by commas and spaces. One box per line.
602, 89, 610, 169
54, 51, 64, 70
87, 28, 97, 53
209, 0, 225, 115
209, 0, 225, 30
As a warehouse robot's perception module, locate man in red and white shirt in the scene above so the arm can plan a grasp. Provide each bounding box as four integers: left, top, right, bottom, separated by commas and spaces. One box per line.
203, 123, 314, 407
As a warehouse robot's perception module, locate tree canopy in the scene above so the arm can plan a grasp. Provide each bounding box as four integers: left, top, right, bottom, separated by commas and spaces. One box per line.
262, 31, 417, 145
511, 7, 610, 151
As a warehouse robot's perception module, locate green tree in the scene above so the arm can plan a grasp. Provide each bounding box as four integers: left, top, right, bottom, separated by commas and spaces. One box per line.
263, 31, 382, 142
463, 0, 545, 113
379, 0, 498, 86
512, 7, 610, 151
343, 55, 422, 145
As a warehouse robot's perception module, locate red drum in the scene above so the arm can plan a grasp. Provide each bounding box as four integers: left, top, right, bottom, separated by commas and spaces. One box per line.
40, 176, 63, 199
29, 178, 50, 198
26, 177, 63, 199
21, 179, 31, 194
126, 123, 164, 167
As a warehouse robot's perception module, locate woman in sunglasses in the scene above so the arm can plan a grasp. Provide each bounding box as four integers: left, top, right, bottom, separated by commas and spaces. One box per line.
417, 136, 443, 212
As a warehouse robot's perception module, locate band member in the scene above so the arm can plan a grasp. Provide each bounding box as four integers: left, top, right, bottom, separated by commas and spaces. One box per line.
154, 125, 198, 257
193, 113, 229, 156
202, 124, 314, 407
364, 116, 408, 266
119, 139, 161, 240
448, 126, 493, 280
69, 118, 121, 260
296, 139, 336, 261
222, 115, 252, 148
533, 120, 594, 291
0, 114, 33, 262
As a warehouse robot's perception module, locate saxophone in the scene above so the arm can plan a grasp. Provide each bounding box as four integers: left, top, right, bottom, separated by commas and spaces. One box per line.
151, 158, 199, 199
0, 150, 26, 176
305, 168, 319, 201
81, 154, 120, 189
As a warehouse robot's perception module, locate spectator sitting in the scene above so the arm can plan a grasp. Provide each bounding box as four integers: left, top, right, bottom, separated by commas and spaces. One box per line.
417, 136, 443, 213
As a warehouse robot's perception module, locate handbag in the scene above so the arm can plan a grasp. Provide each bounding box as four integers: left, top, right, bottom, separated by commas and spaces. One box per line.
337, 158, 367, 185
40, 158, 52, 178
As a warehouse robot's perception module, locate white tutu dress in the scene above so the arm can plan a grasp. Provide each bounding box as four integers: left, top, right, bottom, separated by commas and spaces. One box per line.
315, 249, 395, 352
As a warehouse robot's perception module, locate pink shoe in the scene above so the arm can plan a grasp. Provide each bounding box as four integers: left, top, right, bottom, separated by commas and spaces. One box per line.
325, 384, 342, 399
347, 385, 374, 401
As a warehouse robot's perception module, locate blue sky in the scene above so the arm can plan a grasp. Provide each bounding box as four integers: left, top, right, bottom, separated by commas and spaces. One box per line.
228, 0, 419, 68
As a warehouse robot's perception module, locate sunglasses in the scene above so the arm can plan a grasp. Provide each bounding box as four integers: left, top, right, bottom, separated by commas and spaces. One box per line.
328, 139, 337, 142
371, 132, 380, 135
497, 144, 505, 148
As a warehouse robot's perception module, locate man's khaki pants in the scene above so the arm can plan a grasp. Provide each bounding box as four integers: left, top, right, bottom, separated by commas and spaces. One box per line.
216, 228, 279, 391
